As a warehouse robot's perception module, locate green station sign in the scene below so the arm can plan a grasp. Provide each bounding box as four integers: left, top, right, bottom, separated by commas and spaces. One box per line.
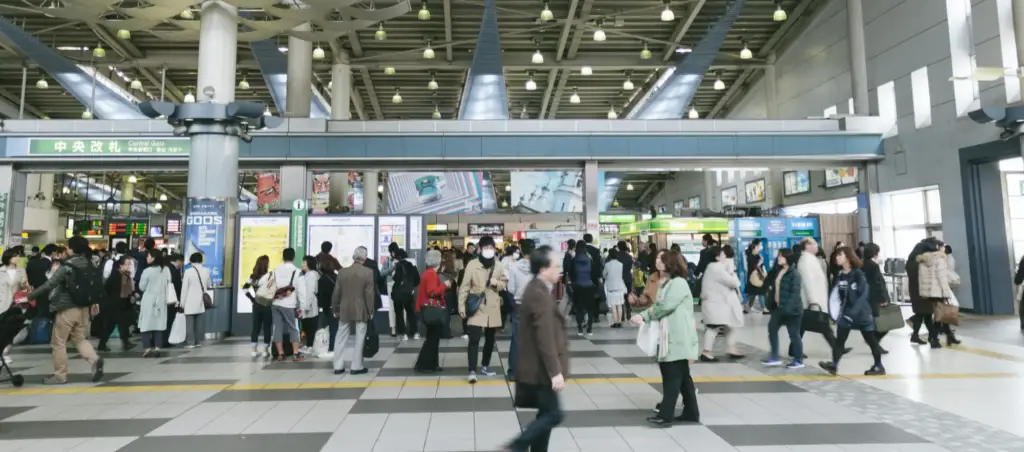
598, 214, 636, 224
620, 217, 730, 235
28, 138, 189, 156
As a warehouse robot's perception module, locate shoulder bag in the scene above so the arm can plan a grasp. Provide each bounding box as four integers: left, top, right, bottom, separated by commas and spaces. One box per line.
874, 304, 904, 332
255, 273, 276, 306
465, 266, 496, 317
195, 267, 214, 309
801, 304, 832, 334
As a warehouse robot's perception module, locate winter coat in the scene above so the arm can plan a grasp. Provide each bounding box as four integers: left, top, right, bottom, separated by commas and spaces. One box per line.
602, 259, 627, 294
458, 258, 507, 328
798, 252, 828, 308
700, 260, 744, 327
639, 276, 700, 362
27, 254, 93, 313
298, 270, 320, 319
632, 271, 661, 309
332, 263, 376, 323
832, 268, 874, 331
570, 252, 594, 287
775, 268, 803, 317
137, 265, 171, 332
917, 251, 952, 301
180, 264, 213, 315
516, 278, 569, 384
862, 259, 890, 317
0, 266, 27, 314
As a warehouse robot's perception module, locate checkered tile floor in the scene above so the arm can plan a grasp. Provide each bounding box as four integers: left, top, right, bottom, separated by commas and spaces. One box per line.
0, 309, 1023, 451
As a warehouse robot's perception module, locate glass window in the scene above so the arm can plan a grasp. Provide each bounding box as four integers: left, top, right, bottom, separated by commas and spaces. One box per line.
892, 192, 927, 226
1007, 173, 1024, 196
911, 67, 932, 128
877, 81, 899, 137
848, 98, 855, 115
925, 189, 941, 223
1009, 197, 1024, 219
946, 0, 980, 116
1001, 158, 1024, 172
1014, 240, 1024, 263
894, 228, 927, 258
824, 105, 838, 117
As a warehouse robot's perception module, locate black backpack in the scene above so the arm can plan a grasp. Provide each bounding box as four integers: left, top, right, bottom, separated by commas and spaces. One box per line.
68, 262, 105, 307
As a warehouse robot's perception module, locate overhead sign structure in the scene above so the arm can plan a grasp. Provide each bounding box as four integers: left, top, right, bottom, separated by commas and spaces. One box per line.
27, 138, 190, 156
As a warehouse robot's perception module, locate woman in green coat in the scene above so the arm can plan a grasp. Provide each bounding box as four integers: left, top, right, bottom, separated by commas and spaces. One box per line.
632, 249, 700, 427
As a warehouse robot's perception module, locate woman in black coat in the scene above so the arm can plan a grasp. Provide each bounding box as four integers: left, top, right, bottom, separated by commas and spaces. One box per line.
861, 243, 892, 350
743, 239, 767, 314
819, 247, 885, 376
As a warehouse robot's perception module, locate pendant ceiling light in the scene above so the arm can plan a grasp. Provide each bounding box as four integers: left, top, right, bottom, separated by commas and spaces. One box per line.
688, 107, 699, 119
626, 183, 634, 191
622, 76, 634, 90
607, 105, 618, 119
92, 44, 105, 58
540, 2, 553, 22
154, 202, 162, 211
35, 77, 48, 90
773, 2, 788, 21
427, 75, 439, 90
580, 66, 593, 76
740, 39, 753, 59
179, 9, 193, 19
127, 175, 138, 184
423, 42, 435, 59
532, 49, 544, 64
569, 87, 580, 104
392, 88, 403, 104
238, 76, 249, 90
375, 23, 387, 40
612, 199, 620, 207
384, 66, 396, 75
713, 71, 725, 90
159, 193, 168, 201
312, 45, 325, 60
263, 106, 272, 116
418, 1, 431, 20
81, 109, 93, 119
130, 77, 142, 90
116, 29, 131, 39
432, 106, 441, 119
661, 1, 675, 21
640, 43, 652, 60
593, 21, 606, 42
183, 90, 196, 103
525, 73, 537, 91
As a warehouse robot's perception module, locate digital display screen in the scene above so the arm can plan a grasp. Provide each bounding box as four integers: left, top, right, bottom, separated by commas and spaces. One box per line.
73, 219, 104, 237
468, 223, 503, 236
108, 221, 127, 236
108, 220, 149, 236
150, 226, 164, 237
166, 214, 182, 234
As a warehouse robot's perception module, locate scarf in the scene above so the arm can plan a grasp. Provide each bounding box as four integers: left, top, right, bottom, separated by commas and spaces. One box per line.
478, 255, 495, 269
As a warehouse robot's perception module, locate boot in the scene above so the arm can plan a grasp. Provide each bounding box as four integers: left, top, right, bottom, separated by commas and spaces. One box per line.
929, 338, 942, 349
121, 340, 137, 351
910, 336, 927, 345
946, 333, 961, 346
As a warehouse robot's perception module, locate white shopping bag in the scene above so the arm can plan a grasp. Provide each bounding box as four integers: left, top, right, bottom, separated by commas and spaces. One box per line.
168, 313, 186, 345
949, 292, 960, 307
636, 320, 660, 357
312, 328, 329, 356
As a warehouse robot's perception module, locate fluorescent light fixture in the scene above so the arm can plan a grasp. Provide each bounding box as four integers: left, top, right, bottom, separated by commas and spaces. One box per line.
688, 107, 699, 119
580, 66, 593, 75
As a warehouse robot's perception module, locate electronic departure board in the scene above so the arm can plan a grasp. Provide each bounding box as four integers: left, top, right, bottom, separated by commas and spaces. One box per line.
73, 219, 104, 237
166, 214, 182, 234
108, 220, 149, 236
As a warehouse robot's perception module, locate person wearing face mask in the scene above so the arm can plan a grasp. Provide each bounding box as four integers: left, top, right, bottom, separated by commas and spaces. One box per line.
458, 235, 507, 383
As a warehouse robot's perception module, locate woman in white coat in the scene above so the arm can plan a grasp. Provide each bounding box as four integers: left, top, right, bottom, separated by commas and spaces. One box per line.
298, 256, 320, 355
699, 245, 745, 362
0, 249, 27, 363
138, 250, 172, 358
602, 248, 627, 328
180, 252, 213, 348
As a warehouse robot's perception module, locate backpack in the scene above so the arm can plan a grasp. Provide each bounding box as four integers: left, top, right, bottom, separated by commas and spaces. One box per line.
67, 262, 105, 307
254, 273, 277, 306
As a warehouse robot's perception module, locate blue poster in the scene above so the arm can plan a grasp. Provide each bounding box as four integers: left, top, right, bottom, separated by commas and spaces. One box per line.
185, 198, 226, 286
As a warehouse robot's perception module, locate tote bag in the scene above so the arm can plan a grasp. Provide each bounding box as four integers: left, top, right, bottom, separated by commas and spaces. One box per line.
636, 320, 661, 357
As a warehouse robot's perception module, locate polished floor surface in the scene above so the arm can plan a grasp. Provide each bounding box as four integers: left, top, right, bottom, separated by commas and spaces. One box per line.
0, 307, 1023, 451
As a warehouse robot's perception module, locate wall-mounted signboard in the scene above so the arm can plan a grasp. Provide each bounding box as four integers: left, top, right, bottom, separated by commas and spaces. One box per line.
468, 223, 504, 236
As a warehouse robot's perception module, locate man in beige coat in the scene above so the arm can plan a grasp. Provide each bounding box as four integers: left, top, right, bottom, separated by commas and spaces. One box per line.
331, 246, 375, 375
458, 236, 507, 383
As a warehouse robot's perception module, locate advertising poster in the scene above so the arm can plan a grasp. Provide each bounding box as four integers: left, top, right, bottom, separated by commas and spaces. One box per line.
311, 173, 330, 213
256, 172, 281, 212
235, 216, 290, 314
185, 198, 226, 286
409, 216, 423, 250
784, 170, 811, 196
526, 230, 581, 268
721, 186, 739, 206
824, 167, 858, 188
349, 172, 364, 212
307, 216, 376, 268
510, 171, 620, 213
378, 216, 406, 269
386, 172, 497, 214
745, 179, 766, 203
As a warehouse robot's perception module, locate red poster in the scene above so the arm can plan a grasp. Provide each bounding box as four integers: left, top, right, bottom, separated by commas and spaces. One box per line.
256, 172, 280, 211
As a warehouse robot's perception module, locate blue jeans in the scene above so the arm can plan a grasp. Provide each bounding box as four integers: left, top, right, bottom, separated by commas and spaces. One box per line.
507, 308, 519, 376
745, 294, 764, 310
768, 312, 802, 362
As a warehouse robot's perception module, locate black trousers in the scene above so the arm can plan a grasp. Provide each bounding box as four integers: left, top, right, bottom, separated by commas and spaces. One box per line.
300, 317, 318, 347
251, 303, 273, 345
467, 325, 497, 371
834, 326, 884, 367
508, 383, 563, 452
911, 313, 951, 341
657, 359, 699, 421
393, 295, 418, 338
99, 298, 133, 346
415, 323, 443, 371
789, 324, 837, 357
571, 284, 597, 332
162, 307, 176, 346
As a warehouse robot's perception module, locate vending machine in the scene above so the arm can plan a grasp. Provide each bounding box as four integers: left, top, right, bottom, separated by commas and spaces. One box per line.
732, 217, 821, 296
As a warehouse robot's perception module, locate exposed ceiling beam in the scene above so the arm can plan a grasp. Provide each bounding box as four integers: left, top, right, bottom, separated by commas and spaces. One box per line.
538, 68, 558, 118
546, 70, 571, 119
636, 181, 662, 207
709, 0, 814, 118
89, 25, 184, 103
565, 0, 595, 60
554, 0, 580, 61
0, 86, 39, 119
351, 86, 367, 120
443, 0, 454, 62
662, 0, 705, 61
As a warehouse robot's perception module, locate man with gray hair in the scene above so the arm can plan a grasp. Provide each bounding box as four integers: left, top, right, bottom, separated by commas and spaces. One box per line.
330, 246, 376, 375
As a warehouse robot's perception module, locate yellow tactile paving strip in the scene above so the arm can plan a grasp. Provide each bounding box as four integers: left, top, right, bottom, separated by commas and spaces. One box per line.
0, 371, 1018, 396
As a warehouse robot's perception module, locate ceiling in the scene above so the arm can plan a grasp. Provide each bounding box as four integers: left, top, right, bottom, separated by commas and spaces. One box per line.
0, 0, 818, 120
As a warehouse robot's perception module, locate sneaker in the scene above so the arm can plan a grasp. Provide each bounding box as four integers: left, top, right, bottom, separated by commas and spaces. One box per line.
91, 357, 105, 382
185, 345, 197, 349
480, 366, 497, 377
251, 346, 260, 358
818, 361, 838, 375
586, 332, 594, 337
319, 351, 335, 359
42, 375, 66, 385
400, 336, 407, 342
786, 361, 805, 369
468, 371, 478, 384
864, 366, 886, 376
461, 334, 469, 340
262, 347, 271, 358
414, 334, 421, 340
761, 358, 783, 367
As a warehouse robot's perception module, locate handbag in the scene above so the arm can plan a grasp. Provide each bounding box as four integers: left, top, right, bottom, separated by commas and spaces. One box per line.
749, 269, 764, 288
874, 304, 904, 333
166, 279, 178, 306
933, 302, 960, 325
195, 267, 214, 309
421, 302, 447, 327
801, 304, 832, 334
363, 319, 380, 358
465, 266, 496, 317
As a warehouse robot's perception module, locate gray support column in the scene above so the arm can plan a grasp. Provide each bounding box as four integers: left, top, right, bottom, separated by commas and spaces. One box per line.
286, 23, 313, 118
363, 171, 379, 214
331, 49, 352, 120
0, 165, 26, 248
847, 0, 869, 116
278, 164, 309, 209
765, 170, 784, 207
764, 53, 778, 119
329, 173, 349, 210
120, 176, 135, 217
704, 171, 718, 211
196, 1, 237, 103
381, 174, 389, 214
583, 161, 599, 239
1013, 0, 1024, 97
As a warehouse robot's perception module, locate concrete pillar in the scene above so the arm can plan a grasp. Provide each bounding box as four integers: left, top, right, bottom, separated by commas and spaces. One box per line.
278, 164, 308, 209
1013, 0, 1024, 97
331, 49, 352, 120
195, 1, 236, 103
286, 23, 313, 118
847, 0, 869, 116
329, 172, 349, 211
381, 174, 389, 214
121, 176, 135, 217
583, 161, 599, 239
703, 171, 717, 211
764, 53, 778, 119
0, 165, 26, 249
363, 171, 379, 214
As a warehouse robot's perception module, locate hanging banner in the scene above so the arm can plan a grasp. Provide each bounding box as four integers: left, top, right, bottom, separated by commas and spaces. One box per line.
290, 199, 309, 259
236, 216, 290, 314
311, 172, 330, 213
185, 198, 226, 286
256, 172, 281, 212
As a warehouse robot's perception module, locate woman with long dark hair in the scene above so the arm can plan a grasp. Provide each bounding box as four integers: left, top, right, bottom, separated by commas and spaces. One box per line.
392, 248, 421, 340
744, 239, 767, 314
242, 255, 272, 357
569, 240, 597, 336
819, 247, 886, 376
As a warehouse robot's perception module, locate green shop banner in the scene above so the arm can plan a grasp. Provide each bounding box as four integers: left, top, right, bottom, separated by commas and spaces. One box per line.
28, 138, 189, 156
621, 217, 730, 235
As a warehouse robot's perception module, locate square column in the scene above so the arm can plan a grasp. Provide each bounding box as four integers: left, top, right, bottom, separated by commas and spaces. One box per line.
764, 53, 778, 119
329, 172, 350, 211
279, 164, 309, 209
363, 171, 379, 214
286, 23, 313, 118
331, 49, 352, 120
0, 165, 26, 249
583, 161, 600, 239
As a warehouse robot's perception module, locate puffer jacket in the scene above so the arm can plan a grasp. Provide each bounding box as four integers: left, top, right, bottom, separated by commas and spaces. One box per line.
27, 254, 93, 313
775, 268, 803, 317
917, 251, 952, 300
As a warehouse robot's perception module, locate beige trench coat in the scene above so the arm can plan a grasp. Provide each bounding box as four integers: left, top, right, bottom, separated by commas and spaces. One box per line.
458, 258, 508, 328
